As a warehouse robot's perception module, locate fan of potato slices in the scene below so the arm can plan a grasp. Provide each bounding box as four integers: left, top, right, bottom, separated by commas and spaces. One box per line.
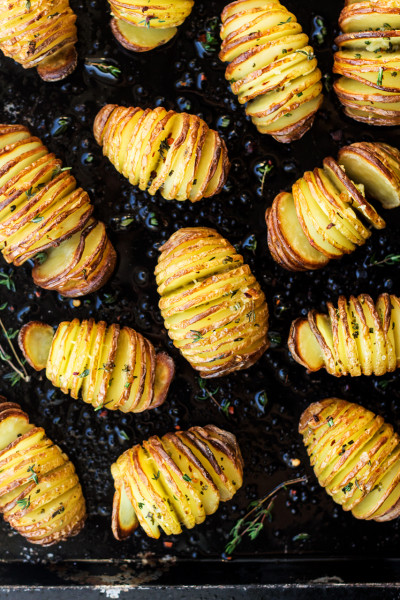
111, 424, 243, 539
0, 124, 116, 297
107, 0, 194, 52
219, 0, 324, 143
93, 104, 230, 202
18, 319, 175, 414
0, 0, 77, 81
0, 399, 86, 544
266, 141, 400, 271
156, 227, 269, 378
289, 293, 400, 377
300, 398, 400, 521
334, 0, 400, 125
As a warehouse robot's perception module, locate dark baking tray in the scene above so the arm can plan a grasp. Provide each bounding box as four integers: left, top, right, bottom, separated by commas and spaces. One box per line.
1, 0, 400, 595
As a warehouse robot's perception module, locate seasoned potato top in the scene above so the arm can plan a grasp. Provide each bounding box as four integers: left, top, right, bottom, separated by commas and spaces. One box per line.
156, 227, 269, 378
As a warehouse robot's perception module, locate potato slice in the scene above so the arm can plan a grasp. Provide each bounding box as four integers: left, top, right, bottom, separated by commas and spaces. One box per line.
338, 143, 400, 209
348, 295, 373, 376
376, 293, 397, 373
91, 324, 119, 409
18, 321, 54, 371
150, 352, 175, 409
111, 483, 139, 540
359, 294, 388, 376
104, 326, 136, 411
288, 317, 324, 372
269, 191, 329, 270
111, 18, 177, 52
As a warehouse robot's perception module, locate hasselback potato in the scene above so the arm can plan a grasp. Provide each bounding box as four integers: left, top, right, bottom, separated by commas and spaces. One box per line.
0, 0, 77, 81
219, 0, 324, 143
289, 293, 400, 377
0, 124, 116, 297
0, 399, 86, 544
333, 1, 400, 125
300, 398, 400, 521
156, 227, 269, 378
111, 424, 243, 539
266, 141, 400, 271
18, 319, 175, 413
107, 0, 194, 52
93, 105, 230, 203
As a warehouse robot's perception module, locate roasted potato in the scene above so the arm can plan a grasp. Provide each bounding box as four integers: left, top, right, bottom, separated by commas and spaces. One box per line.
107, 0, 194, 52
0, 398, 86, 544
266, 141, 400, 272
93, 105, 230, 203
155, 227, 269, 378
111, 424, 243, 539
219, 0, 323, 143
0, 0, 77, 81
333, 1, 400, 125
288, 293, 400, 377
300, 398, 400, 521
0, 124, 116, 297
18, 319, 175, 413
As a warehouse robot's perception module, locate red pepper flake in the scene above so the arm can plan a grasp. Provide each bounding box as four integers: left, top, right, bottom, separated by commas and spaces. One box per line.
326, 223, 335, 229
200, 73, 206, 81
163, 541, 173, 548
228, 406, 234, 415
167, 137, 174, 145
99, 410, 107, 418
34, 291, 41, 298
198, 33, 206, 42
174, 424, 181, 430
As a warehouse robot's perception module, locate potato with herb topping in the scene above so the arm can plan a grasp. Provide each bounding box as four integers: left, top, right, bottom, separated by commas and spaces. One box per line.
18, 319, 175, 414
300, 398, 400, 521
334, 1, 400, 125
0, 0, 78, 81
219, 0, 324, 143
0, 399, 86, 544
111, 424, 243, 539
289, 293, 400, 377
266, 141, 400, 271
106, 0, 194, 52
155, 227, 269, 378
0, 124, 116, 297
93, 104, 230, 203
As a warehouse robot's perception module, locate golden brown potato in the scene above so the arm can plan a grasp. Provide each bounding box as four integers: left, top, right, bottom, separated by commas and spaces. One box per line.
111, 424, 243, 539
0, 398, 86, 544
0, 0, 77, 81
155, 227, 269, 378
93, 105, 230, 203
288, 293, 400, 377
219, 0, 323, 143
266, 141, 400, 272
18, 319, 175, 414
0, 124, 116, 297
333, 1, 400, 125
300, 397, 400, 521
107, 0, 194, 52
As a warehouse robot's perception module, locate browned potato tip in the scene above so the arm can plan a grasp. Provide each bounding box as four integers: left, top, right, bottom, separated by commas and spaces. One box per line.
0, 398, 86, 544
300, 397, 400, 521
107, 0, 194, 52
288, 293, 400, 377
0, 124, 116, 297
219, 0, 323, 143
0, 0, 77, 81
19, 319, 175, 414
266, 141, 400, 272
333, 1, 400, 125
111, 424, 243, 539
93, 104, 230, 202
155, 227, 269, 378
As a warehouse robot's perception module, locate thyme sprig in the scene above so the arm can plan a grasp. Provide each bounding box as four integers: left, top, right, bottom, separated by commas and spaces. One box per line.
0, 318, 30, 384
196, 377, 231, 418
367, 253, 400, 267
224, 476, 307, 556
